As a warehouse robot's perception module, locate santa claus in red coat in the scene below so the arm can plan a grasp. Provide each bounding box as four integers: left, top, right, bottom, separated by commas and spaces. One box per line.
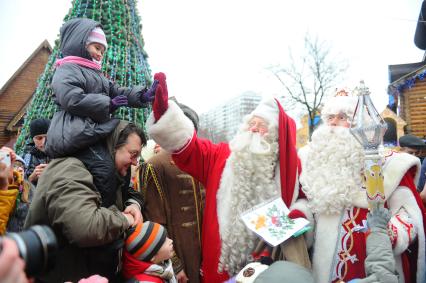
147, 73, 301, 282
291, 91, 426, 283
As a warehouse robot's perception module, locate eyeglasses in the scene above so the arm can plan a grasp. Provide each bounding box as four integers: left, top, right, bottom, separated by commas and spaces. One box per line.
326, 113, 349, 122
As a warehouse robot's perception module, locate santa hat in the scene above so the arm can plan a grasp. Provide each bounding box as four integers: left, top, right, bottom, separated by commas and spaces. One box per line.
86, 26, 108, 49
248, 97, 299, 207
125, 221, 167, 261
321, 89, 358, 122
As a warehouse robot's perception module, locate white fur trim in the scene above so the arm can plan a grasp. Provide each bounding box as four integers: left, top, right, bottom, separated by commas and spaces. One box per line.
321, 96, 358, 121
388, 186, 425, 283
290, 199, 315, 248
250, 97, 279, 129
312, 214, 342, 283
389, 215, 410, 256
382, 152, 421, 197
350, 190, 369, 208
147, 101, 194, 152
216, 158, 234, 239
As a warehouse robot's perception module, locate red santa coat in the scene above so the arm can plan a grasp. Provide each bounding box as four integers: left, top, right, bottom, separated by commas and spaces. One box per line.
147, 101, 300, 283
293, 149, 426, 283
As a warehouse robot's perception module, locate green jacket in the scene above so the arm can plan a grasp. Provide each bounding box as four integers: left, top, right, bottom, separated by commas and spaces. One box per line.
25, 122, 142, 283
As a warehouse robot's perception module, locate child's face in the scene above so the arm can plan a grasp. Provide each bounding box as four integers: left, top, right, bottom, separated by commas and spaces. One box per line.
152, 237, 174, 263
86, 43, 105, 62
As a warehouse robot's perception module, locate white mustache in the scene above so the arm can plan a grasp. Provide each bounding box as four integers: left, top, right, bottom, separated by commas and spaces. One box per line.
230, 131, 271, 155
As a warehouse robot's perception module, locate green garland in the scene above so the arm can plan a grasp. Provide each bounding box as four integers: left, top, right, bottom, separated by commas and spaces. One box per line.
15, 0, 152, 154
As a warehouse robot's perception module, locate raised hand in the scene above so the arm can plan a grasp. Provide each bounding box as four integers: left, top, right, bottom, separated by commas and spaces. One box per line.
153, 72, 169, 121
140, 80, 159, 103
110, 95, 128, 113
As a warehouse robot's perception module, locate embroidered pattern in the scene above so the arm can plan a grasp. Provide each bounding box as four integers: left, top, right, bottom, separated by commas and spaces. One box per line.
332, 208, 367, 282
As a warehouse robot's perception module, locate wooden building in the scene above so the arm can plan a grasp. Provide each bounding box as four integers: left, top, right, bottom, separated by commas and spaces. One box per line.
388, 65, 426, 140
0, 40, 52, 147
384, 0, 426, 143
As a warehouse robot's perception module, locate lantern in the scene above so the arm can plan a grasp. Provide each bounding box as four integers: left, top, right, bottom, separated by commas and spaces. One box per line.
349, 81, 388, 210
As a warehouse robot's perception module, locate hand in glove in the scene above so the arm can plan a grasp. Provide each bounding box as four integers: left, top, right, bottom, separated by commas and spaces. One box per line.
153, 72, 169, 121
140, 80, 159, 103
288, 209, 306, 219
110, 95, 128, 113
367, 206, 392, 232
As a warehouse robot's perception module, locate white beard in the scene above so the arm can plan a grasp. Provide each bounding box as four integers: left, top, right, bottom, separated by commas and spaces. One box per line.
217, 128, 279, 275
300, 126, 365, 215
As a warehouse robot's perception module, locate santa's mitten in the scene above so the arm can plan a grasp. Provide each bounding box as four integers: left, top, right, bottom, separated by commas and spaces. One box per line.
288, 209, 306, 220
153, 72, 168, 121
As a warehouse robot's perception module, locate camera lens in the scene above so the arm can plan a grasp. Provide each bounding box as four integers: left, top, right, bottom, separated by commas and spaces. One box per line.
7, 225, 57, 276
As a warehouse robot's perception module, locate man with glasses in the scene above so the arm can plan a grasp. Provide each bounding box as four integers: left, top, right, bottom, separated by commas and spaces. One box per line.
25, 122, 144, 283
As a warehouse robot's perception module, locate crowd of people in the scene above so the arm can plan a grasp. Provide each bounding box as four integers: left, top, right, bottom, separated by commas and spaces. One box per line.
0, 17, 425, 283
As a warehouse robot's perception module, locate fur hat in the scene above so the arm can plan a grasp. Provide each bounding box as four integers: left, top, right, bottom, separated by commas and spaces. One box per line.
321, 89, 358, 122
86, 26, 108, 49
30, 118, 50, 138
249, 97, 280, 130
125, 221, 167, 261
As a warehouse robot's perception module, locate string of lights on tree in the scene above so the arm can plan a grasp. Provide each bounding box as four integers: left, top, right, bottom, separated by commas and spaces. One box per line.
15, 0, 152, 154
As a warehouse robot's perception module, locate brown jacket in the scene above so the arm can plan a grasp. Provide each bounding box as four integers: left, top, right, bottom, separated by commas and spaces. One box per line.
139, 150, 204, 283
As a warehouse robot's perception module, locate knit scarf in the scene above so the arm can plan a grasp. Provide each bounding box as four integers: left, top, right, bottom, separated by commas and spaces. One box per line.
144, 260, 177, 283
122, 250, 177, 283
55, 56, 101, 70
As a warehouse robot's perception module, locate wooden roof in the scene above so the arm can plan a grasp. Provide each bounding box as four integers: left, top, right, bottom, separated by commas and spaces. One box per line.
0, 40, 52, 96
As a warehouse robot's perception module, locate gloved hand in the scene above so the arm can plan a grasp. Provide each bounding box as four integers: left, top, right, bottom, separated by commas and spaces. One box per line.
110, 95, 128, 113
288, 209, 306, 220
153, 72, 169, 121
367, 206, 391, 232
140, 80, 159, 103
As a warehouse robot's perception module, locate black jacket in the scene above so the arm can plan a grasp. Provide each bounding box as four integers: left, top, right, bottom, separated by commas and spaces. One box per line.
45, 18, 148, 158
23, 145, 49, 186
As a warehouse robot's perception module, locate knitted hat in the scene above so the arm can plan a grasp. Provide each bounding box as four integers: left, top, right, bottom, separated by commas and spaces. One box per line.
321, 89, 358, 122
246, 97, 299, 207
86, 26, 108, 49
30, 118, 50, 138
125, 221, 167, 261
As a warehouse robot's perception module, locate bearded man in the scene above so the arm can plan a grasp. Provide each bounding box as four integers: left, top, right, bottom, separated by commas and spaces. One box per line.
291, 93, 426, 283
147, 73, 302, 282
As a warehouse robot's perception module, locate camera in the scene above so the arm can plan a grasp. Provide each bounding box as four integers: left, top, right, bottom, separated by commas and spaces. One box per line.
1, 225, 57, 277
0, 150, 11, 167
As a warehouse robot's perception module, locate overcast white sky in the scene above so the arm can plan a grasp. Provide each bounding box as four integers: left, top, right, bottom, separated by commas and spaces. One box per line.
0, 0, 424, 119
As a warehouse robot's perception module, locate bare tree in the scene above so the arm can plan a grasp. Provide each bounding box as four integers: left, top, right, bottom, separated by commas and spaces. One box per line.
269, 33, 348, 138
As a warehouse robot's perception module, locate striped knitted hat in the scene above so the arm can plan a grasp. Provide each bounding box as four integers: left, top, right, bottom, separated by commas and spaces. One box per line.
125, 221, 167, 261
86, 26, 108, 49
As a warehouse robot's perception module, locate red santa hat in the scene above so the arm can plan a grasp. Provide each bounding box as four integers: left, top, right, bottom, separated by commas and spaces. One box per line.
248, 97, 299, 207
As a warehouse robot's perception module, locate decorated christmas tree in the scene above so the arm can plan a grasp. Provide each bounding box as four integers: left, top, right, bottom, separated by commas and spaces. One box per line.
15, 0, 152, 154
